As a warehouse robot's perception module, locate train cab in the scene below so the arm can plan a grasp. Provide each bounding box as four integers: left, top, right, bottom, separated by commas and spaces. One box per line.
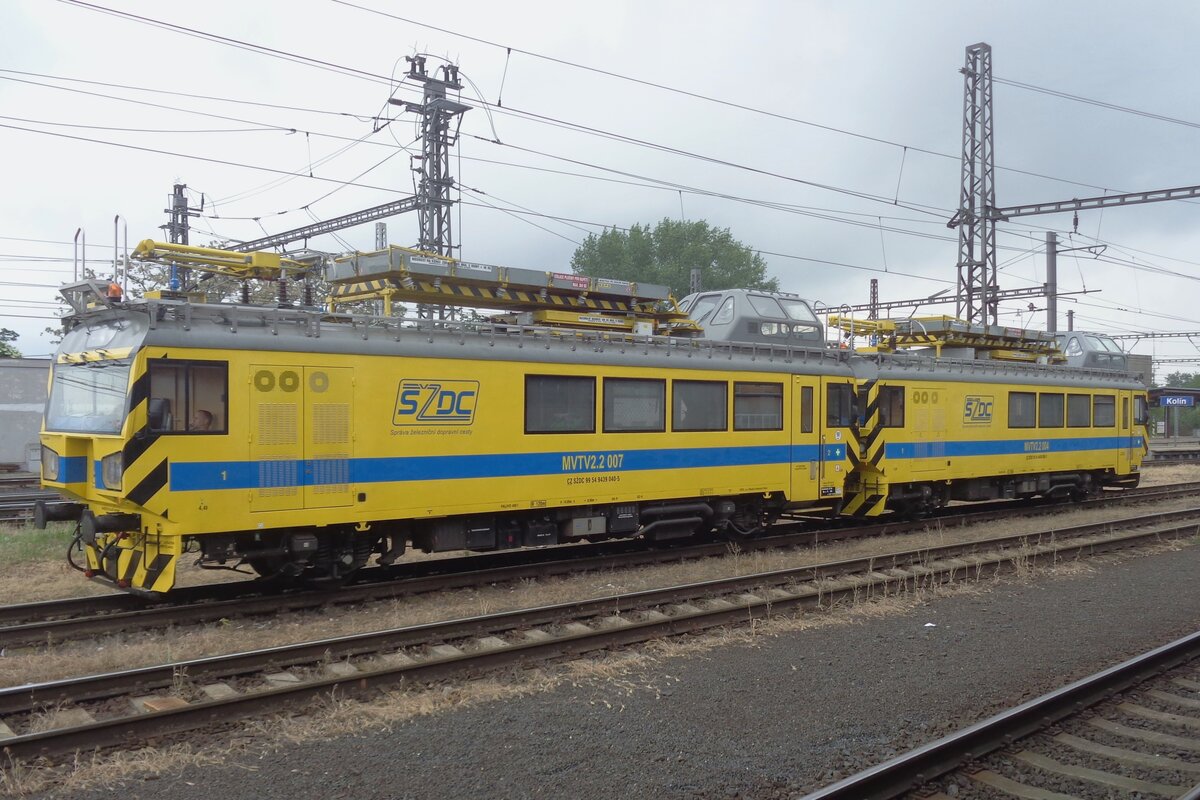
679, 289, 824, 345
1055, 332, 1127, 371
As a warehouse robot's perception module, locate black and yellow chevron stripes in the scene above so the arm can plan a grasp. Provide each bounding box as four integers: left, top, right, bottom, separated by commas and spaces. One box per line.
842, 490, 887, 517
331, 277, 640, 313
88, 532, 180, 594
856, 380, 889, 468
121, 363, 171, 517
842, 379, 889, 516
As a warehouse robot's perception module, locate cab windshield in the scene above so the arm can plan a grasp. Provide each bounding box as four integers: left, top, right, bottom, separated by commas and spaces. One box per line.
45, 362, 131, 434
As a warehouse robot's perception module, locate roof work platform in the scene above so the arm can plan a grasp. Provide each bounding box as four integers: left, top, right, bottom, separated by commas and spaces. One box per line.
829, 315, 1065, 363
326, 246, 702, 335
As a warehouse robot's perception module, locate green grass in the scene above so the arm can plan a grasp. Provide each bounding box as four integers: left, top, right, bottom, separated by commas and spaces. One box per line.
0, 522, 75, 563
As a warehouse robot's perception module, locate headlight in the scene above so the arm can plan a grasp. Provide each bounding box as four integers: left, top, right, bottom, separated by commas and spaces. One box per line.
102, 452, 123, 491
41, 446, 60, 482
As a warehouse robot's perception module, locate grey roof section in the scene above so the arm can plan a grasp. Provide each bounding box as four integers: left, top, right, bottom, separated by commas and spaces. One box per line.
57, 300, 1144, 389
858, 351, 1144, 390
680, 289, 825, 346
70, 300, 854, 377
1054, 331, 1130, 372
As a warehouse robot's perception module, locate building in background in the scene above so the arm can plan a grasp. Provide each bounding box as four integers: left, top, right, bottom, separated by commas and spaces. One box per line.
0, 358, 50, 472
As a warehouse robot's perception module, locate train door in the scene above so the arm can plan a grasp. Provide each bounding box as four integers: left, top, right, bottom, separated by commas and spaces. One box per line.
249, 365, 305, 512
790, 376, 822, 502
302, 366, 354, 509
1117, 390, 1132, 474
910, 385, 948, 475
822, 378, 856, 500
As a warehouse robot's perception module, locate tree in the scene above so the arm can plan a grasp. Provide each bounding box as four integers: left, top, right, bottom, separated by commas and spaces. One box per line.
0, 328, 21, 358
570, 219, 779, 299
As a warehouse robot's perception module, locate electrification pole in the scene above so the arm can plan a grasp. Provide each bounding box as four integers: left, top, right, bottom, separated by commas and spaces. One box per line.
161, 183, 202, 290
950, 42, 997, 325
233, 58, 470, 256
1045, 232, 1057, 333
398, 56, 470, 257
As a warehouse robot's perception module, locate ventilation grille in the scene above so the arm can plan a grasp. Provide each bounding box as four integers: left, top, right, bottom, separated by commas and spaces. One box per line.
258, 403, 298, 446
311, 456, 349, 494
312, 403, 350, 445
258, 458, 298, 497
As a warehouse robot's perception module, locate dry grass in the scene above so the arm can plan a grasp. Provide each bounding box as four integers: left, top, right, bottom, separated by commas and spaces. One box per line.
8, 537, 1192, 798
1139, 462, 1200, 486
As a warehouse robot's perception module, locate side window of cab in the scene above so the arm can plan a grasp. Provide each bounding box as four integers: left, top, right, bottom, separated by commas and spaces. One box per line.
147, 360, 228, 434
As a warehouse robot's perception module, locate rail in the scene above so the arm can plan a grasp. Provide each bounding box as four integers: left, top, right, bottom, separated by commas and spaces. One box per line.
4, 482, 1197, 647
2, 505, 1197, 762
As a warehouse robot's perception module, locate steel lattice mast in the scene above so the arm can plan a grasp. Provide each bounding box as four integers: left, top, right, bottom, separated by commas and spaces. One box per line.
228, 57, 469, 256
951, 42, 997, 325
405, 56, 469, 257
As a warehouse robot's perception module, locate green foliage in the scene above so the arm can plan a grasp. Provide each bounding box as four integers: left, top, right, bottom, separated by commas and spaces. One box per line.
570, 219, 778, 299
0, 327, 21, 358
1164, 371, 1200, 388
0, 523, 72, 562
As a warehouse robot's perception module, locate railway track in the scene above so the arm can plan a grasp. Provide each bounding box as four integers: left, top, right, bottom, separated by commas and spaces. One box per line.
802, 629, 1200, 799
1146, 456, 1200, 467
0, 490, 64, 523
1, 503, 1198, 763
3, 482, 1199, 648
0, 474, 40, 489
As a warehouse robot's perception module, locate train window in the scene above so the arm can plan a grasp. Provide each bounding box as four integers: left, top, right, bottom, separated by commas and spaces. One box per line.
1038, 393, 1064, 428
1122, 397, 1130, 429
748, 295, 786, 319
759, 322, 790, 337
525, 375, 595, 434
1008, 392, 1036, 428
1093, 395, 1116, 427
826, 383, 855, 428
711, 297, 735, 325
1067, 394, 1091, 428
878, 386, 905, 428
1134, 396, 1149, 426
146, 360, 228, 434
603, 378, 665, 433
687, 294, 722, 325
800, 386, 813, 434
672, 380, 727, 432
734, 382, 783, 430
779, 298, 819, 323
1065, 337, 1084, 357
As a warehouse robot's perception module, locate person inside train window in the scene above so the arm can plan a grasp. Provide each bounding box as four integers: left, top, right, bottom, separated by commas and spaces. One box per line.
190, 409, 214, 432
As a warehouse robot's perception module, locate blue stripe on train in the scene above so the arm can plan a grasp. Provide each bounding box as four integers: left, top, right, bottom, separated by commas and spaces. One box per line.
59, 456, 87, 484
169, 444, 837, 492
165, 436, 1139, 492
885, 435, 1144, 460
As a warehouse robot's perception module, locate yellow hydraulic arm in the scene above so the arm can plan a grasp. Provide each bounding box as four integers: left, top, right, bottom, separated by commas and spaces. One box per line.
130, 240, 310, 281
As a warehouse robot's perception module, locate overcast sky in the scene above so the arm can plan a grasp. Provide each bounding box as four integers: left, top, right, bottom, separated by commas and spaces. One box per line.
3, 0, 1199, 377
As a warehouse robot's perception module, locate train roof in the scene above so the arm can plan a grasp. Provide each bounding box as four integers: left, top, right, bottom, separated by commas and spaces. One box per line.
56, 298, 856, 377
54, 297, 1144, 389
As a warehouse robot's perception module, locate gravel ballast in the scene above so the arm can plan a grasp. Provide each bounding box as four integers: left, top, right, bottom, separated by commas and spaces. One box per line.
31, 541, 1200, 800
